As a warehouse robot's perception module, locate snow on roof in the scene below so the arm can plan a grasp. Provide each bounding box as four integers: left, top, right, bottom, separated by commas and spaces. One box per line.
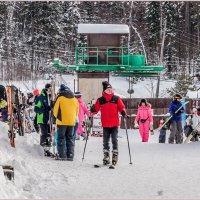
78, 24, 130, 34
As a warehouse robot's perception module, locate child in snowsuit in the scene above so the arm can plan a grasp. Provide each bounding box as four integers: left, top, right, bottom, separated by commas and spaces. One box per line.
134, 99, 153, 142
158, 117, 170, 143
74, 91, 90, 140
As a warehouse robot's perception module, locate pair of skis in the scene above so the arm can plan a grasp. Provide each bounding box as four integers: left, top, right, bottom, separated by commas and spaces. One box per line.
94, 164, 115, 169
7, 86, 15, 148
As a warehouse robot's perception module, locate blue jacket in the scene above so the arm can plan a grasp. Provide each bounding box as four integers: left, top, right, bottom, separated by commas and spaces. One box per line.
169, 100, 184, 121
34, 90, 51, 124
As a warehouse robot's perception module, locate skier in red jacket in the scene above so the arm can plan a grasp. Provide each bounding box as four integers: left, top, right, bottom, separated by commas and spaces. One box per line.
91, 81, 127, 166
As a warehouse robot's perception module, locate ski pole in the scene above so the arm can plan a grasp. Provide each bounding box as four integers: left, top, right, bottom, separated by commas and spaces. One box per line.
82, 115, 92, 162
124, 117, 132, 165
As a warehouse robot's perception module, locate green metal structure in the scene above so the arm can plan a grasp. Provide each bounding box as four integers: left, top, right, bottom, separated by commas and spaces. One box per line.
52, 24, 163, 77
53, 47, 163, 76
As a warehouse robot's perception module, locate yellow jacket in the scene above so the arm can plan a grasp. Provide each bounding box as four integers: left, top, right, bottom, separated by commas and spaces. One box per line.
53, 92, 79, 126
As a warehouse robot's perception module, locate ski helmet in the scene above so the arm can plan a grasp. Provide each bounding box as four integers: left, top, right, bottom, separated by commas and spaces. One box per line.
173, 93, 182, 100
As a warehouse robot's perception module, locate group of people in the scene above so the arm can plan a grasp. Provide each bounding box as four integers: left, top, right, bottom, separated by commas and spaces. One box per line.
31, 81, 128, 165
157, 94, 185, 144
0, 80, 197, 165
157, 94, 200, 144
32, 83, 90, 160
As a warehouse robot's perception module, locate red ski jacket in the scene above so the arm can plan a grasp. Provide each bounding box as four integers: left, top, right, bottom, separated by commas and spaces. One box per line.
91, 92, 126, 128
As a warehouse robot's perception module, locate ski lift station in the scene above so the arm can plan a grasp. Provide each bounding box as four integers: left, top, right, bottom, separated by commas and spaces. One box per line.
53, 24, 164, 103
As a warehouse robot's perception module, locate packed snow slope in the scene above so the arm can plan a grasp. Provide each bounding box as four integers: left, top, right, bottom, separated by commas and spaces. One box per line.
1, 121, 200, 199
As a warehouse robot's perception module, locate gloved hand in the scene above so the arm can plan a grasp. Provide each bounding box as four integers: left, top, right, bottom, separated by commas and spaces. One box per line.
90, 105, 96, 113
150, 130, 154, 135
121, 110, 129, 118
177, 110, 184, 114
134, 121, 139, 128
82, 121, 86, 127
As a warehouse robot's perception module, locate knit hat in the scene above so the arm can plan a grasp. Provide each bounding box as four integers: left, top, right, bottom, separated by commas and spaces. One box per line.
102, 81, 112, 91
59, 84, 70, 92
45, 83, 52, 89
74, 91, 82, 98
33, 89, 40, 96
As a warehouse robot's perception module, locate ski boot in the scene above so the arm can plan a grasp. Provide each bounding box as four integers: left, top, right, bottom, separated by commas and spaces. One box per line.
112, 150, 118, 166
103, 150, 110, 165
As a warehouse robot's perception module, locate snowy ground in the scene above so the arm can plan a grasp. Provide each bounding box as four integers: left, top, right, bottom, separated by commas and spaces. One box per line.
1, 121, 200, 199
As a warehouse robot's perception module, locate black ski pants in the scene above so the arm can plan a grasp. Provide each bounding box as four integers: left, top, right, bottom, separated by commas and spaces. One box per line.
39, 124, 51, 146
103, 127, 118, 152
57, 125, 74, 159
34, 116, 39, 133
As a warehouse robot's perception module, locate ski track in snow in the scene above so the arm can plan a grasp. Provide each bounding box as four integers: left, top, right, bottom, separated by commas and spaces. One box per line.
1, 120, 200, 199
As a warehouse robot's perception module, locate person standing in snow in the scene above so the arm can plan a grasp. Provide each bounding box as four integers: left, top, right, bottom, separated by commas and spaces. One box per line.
53, 84, 79, 161
34, 84, 52, 152
168, 94, 184, 144
33, 89, 40, 133
134, 99, 153, 142
158, 117, 170, 143
90, 81, 127, 166
185, 107, 200, 142
74, 91, 90, 140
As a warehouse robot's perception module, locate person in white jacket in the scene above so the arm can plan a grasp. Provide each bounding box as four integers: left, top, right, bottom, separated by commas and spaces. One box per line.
185, 108, 200, 141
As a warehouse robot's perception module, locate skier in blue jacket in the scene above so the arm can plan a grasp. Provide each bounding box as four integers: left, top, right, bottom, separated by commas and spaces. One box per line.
168, 94, 184, 144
